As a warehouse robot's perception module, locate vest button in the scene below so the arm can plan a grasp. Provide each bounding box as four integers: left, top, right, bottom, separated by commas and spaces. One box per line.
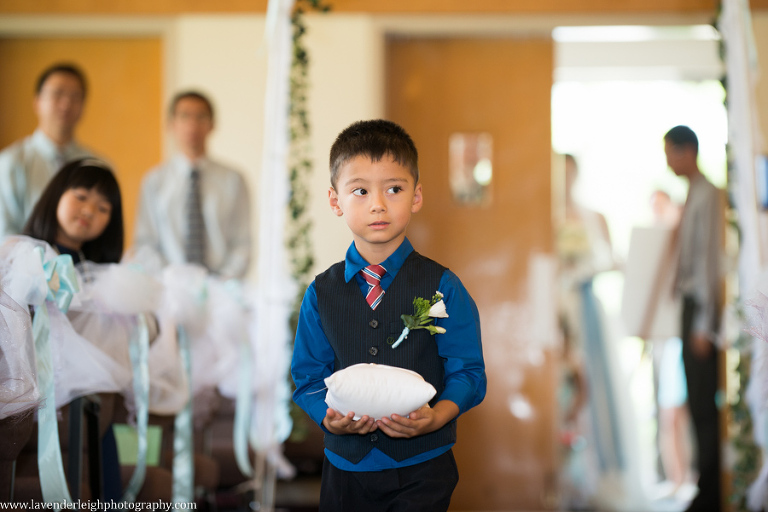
370, 434, 378, 442
368, 346, 378, 356
369, 319, 379, 328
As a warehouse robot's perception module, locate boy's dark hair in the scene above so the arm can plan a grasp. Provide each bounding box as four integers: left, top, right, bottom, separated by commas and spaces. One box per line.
169, 90, 215, 120
36, 63, 87, 98
329, 119, 418, 188
23, 159, 124, 264
664, 125, 698, 155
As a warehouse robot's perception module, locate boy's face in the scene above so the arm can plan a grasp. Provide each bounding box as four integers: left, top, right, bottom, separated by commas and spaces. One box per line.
329, 155, 422, 263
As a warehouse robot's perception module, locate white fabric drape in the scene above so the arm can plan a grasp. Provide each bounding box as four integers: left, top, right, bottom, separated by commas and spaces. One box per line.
250, 2, 297, 509
719, 1, 768, 509
720, 0, 763, 286
254, 0, 297, 495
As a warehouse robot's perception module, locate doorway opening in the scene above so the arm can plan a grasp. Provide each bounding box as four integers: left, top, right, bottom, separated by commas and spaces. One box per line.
551, 23, 727, 510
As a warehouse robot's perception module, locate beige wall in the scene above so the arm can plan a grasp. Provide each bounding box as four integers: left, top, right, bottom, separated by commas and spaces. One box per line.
167, 15, 267, 281
754, 12, 768, 152
304, 14, 385, 271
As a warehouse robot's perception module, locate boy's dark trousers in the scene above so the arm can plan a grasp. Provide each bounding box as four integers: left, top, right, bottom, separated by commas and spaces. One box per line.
319, 449, 459, 512
681, 296, 721, 512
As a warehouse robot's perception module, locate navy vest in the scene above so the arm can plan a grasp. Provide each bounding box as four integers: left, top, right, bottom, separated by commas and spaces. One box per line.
316, 251, 457, 463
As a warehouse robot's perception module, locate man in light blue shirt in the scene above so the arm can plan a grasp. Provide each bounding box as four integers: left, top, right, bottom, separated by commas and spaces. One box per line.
0, 63, 93, 238
133, 91, 251, 278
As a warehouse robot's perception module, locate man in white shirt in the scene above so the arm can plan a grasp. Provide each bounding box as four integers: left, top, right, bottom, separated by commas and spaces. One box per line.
133, 91, 251, 279
0, 63, 93, 238
664, 125, 723, 512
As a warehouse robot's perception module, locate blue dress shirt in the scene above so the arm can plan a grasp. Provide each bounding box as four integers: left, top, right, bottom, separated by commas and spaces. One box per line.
291, 238, 486, 471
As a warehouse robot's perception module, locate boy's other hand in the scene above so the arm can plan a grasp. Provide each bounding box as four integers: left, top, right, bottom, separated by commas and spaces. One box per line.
322, 408, 378, 435
376, 400, 459, 439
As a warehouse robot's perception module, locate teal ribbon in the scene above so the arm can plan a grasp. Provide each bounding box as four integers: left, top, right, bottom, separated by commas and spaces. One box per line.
172, 325, 194, 504
121, 314, 150, 502
41, 251, 78, 313
223, 280, 254, 478
391, 326, 410, 348
32, 248, 79, 505
233, 340, 254, 477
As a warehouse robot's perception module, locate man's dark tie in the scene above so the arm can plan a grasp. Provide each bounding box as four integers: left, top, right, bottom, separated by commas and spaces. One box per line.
184, 168, 206, 266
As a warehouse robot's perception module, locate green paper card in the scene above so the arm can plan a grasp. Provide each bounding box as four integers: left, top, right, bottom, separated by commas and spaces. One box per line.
113, 423, 162, 467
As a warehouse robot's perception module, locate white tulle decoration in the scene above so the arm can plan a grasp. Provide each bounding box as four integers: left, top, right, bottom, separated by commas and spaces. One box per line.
0, 236, 53, 308
160, 264, 208, 338
146, 319, 188, 415
208, 278, 249, 399
744, 272, 768, 511
78, 262, 163, 315
144, 264, 209, 415
249, 287, 294, 449
67, 262, 163, 408
0, 289, 40, 420
48, 306, 131, 408
186, 277, 233, 394
0, 237, 131, 408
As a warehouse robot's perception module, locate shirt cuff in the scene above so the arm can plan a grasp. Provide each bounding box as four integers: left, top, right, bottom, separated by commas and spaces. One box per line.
440, 379, 475, 415
308, 393, 330, 427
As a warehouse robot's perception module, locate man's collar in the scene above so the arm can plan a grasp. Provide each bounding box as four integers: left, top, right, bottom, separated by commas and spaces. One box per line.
173, 154, 209, 174
32, 129, 78, 158
343, 238, 414, 282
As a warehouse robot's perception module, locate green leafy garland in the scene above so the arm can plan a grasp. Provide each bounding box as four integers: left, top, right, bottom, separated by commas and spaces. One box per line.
287, 0, 330, 332
287, 0, 330, 443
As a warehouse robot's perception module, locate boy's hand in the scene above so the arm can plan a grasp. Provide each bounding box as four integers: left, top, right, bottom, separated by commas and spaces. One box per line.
376, 400, 459, 439
322, 408, 378, 435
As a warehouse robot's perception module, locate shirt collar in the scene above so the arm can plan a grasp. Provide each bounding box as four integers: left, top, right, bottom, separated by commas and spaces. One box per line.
344, 238, 414, 283
173, 153, 209, 176
32, 129, 80, 161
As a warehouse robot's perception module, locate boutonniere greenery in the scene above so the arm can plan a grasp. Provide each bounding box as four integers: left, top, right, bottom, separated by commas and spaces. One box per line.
391, 291, 448, 348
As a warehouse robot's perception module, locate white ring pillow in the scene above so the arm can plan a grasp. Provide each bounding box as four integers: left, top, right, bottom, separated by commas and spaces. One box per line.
324, 363, 437, 420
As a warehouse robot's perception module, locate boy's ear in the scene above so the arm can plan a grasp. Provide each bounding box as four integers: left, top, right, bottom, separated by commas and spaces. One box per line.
329, 187, 343, 216
411, 183, 423, 213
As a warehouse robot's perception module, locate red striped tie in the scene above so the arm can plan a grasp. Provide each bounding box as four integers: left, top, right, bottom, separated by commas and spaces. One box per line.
361, 264, 386, 310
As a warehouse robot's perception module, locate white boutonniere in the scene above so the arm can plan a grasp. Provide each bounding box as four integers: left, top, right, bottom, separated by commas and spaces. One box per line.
391, 291, 448, 349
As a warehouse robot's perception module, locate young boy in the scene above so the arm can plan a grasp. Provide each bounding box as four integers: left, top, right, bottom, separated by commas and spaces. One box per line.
291, 119, 486, 511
